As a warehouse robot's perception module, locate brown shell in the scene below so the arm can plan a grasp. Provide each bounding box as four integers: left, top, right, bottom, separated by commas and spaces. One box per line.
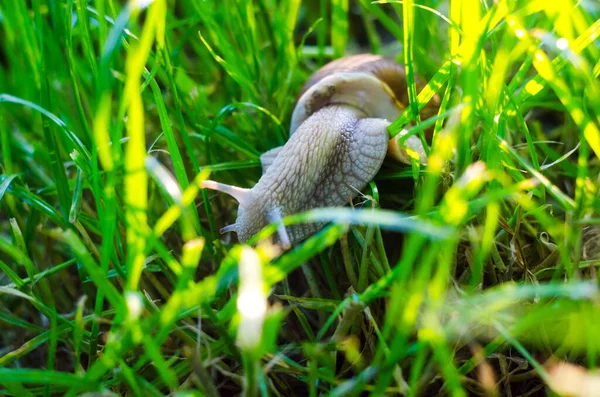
299, 54, 441, 139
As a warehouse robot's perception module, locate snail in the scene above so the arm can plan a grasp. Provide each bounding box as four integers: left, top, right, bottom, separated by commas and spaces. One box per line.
201, 54, 439, 246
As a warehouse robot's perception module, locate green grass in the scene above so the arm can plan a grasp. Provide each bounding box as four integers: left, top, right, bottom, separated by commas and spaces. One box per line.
1, 0, 600, 395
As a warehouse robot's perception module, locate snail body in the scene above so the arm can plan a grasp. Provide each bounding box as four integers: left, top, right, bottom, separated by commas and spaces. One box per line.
202, 54, 433, 245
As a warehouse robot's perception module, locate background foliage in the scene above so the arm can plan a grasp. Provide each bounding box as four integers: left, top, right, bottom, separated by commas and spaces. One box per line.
1, 0, 600, 395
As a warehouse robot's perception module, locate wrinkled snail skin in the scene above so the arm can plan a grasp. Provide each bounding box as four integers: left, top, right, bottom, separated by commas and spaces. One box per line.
212, 105, 389, 244
201, 54, 435, 245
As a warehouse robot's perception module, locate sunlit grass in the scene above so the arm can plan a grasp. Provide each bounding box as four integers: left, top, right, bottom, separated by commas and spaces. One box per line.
1, 0, 600, 395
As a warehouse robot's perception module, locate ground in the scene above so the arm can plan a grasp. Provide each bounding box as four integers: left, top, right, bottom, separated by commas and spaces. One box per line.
1, 0, 600, 396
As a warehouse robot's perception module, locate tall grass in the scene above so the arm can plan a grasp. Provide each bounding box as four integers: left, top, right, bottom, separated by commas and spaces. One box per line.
1, 0, 599, 395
